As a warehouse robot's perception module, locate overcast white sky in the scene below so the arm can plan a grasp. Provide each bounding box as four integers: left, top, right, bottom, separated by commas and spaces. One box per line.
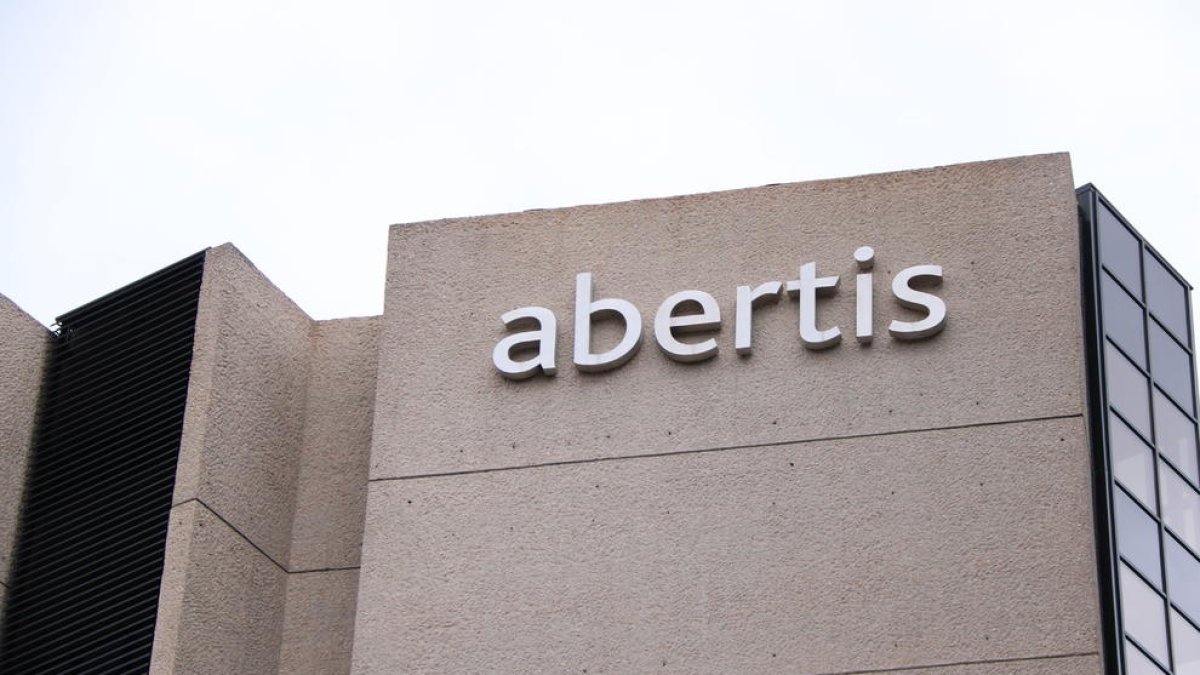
1, 1, 1197, 328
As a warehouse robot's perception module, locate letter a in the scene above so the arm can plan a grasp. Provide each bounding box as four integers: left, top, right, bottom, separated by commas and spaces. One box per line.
493, 307, 557, 380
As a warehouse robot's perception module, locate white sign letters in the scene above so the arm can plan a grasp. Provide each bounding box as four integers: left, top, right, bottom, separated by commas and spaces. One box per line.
492, 246, 946, 380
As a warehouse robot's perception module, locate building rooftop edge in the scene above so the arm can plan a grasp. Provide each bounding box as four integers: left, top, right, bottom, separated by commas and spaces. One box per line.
386, 151, 1072, 231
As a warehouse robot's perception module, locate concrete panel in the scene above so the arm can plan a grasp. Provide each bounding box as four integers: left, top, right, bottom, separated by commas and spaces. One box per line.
150, 500, 287, 675
278, 569, 360, 675
0, 295, 49, 585
351, 417, 1098, 674
150, 501, 199, 674
165, 248, 377, 671
175, 245, 312, 567
289, 317, 379, 571
372, 153, 1084, 478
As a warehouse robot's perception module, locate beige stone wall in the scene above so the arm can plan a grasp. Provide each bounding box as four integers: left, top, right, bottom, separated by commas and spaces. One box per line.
371, 154, 1085, 478
172, 245, 313, 569
151, 500, 289, 674
289, 317, 379, 572
150, 246, 378, 674
0, 295, 50, 625
354, 154, 1101, 672
279, 317, 378, 675
278, 568, 361, 675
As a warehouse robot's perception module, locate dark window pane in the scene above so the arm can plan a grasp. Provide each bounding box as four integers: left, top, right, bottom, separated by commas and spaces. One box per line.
1171, 610, 1200, 675
1145, 251, 1190, 347
1125, 640, 1168, 675
1165, 535, 1200, 623
1120, 562, 1169, 663
1115, 488, 1163, 588
1103, 272, 1147, 368
1099, 202, 1142, 299
1112, 411, 1157, 511
1155, 389, 1199, 487
1161, 464, 1200, 557
1108, 342, 1153, 437
1150, 321, 1195, 415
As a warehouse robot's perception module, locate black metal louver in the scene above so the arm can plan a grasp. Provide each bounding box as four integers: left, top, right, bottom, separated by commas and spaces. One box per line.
0, 250, 207, 673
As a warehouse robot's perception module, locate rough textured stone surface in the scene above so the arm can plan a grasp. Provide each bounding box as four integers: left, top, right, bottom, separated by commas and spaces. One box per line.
158, 248, 377, 672
0, 295, 49, 587
289, 317, 379, 571
372, 153, 1084, 478
150, 501, 287, 675
352, 417, 1098, 674
278, 569, 361, 675
136, 156, 1099, 674
174, 245, 312, 567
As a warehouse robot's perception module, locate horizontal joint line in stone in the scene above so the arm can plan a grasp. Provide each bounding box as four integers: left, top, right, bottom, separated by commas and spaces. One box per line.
290, 565, 361, 575
371, 412, 1083, 483
813, 650, 1099, 675
176, 497, 360, 576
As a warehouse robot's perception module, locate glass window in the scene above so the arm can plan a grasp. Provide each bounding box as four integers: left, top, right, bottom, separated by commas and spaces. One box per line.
1116, 488, 1163, 587
1108, 342, 1153, 437
1166, 535, 1200, 624
1150, 321, 1196, 415
1099, 202, 1143, 299
1113, 411, 1158, 511
1172, 610, 1200, 675
1161, 465, 1200, 557
1104, 272, 1148, 368
1126, 640, 1169, 675
1156, 389, 1200, 487
1121, 562, 1170, 663
1146, 251, 1190, 347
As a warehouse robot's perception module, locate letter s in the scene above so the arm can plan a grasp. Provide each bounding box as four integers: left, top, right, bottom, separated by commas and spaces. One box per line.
888, 265, 946, 340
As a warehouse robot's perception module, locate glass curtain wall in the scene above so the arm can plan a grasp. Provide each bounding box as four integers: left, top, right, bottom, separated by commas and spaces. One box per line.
1080, 186, 1200, 675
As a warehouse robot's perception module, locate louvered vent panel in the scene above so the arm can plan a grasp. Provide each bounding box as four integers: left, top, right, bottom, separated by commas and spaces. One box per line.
1, 251, 206, 673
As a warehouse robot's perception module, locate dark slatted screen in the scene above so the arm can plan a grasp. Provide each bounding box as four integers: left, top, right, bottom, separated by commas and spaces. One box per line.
0, 251, 206, 673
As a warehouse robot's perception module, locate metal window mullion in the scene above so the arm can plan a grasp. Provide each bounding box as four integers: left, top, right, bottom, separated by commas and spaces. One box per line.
1103, 264, 1149, 311
1149, 312, 1196, 358
1139, 234, 1176, 673
1126, 633, 1173, 674
1109, 408, 1158, 462
1085, 186, 1128, 675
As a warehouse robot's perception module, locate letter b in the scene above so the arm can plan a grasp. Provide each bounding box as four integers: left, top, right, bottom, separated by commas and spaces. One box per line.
574, 273, 643, 372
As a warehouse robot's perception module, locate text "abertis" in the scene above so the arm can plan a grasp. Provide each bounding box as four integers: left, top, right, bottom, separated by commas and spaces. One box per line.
492, 246, 946, 380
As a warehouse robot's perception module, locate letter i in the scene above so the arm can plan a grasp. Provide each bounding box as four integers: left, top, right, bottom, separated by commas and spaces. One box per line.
855, 246, 874, 343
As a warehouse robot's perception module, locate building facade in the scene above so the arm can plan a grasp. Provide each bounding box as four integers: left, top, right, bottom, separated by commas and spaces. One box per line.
0, 153, 1196, 673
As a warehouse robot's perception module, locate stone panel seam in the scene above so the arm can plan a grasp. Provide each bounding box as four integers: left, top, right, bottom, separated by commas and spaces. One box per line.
812, 650, 1098, 675
372, 412, 1083, 483
181, 497, 289, 574
0, 579, 8, 589
177, 498, 362, 576
290, 565, 360, 575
